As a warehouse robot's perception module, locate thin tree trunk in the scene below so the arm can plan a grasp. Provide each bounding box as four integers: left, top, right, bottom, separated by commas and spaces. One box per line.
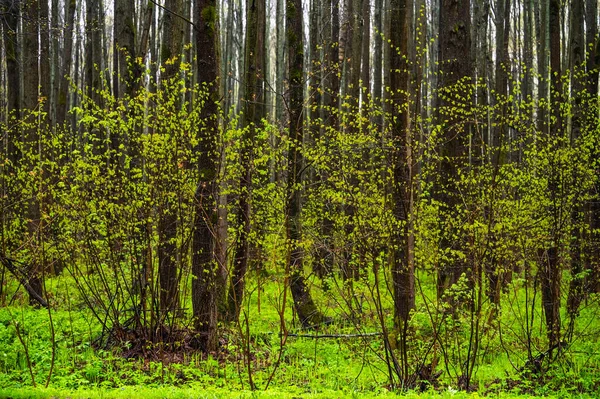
229, 0, 266, 321
57, 0, 76, 126
541, 0, 562, 356
158, 0, 185, 317
390, 0, 414, 383
287, 0, 326, 328
23, 0, 43, 305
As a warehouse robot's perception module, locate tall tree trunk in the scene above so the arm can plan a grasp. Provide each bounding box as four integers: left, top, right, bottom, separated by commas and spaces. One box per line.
537, 0, 548, 133
56, 0, 76, 126
158, 0, 185, 317
486, 0, 510, 305
1, 0, 20, 163
372, 0, 383, 127
360, 0, 370, 92
114, 0, 137, 98
39, 0, 51, 118
192, 0, 220, 351
585, 0, 600, 296
229, 0, 266, 321
85, 0, 103, 105
390, 0, 414, 382
541, 0, 562, 356
287, 0, 326, 328
436, 0, 471, 298
566, 0, 585, 339
23, 0, 43, 305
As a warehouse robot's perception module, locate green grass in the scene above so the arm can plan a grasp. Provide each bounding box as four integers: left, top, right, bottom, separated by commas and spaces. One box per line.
0, 386, 585, 399
0, 269, 599, 397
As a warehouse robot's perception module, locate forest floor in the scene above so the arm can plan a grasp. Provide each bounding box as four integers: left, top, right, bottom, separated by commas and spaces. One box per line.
1, 272, 599, 398
0, 386, 588, 399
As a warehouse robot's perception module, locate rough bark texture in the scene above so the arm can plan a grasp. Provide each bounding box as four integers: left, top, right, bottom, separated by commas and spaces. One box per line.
191, 0, 220, 352
158, 0, 185, 316
586, 0, 600, 296
1, 0, 20, 148
229, 0, 266, 321
372, 0, 383, 128
390, 0, 414, 325
22, 0, 43, 305
541, 0, 562, 354
436, 0, 472, 298
287, 0, 325, 328
85, 0, 103, 105
113, 0, 137, 98
486, 0, 510, 305
56, 0, 76, 126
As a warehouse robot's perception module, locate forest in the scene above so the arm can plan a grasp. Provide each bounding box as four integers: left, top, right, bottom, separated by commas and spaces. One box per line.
0, 0, 600, 397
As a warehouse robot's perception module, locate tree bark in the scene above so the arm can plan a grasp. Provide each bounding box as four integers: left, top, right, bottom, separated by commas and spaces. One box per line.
436, 0, 472, 298
287, 0, 326, 328
541, 0, 562, 355
56, 0, 76, 126
22, 0, 43, 306
191, 0, 220, 352
229, 0, 266, 321
157, 0, 185, 316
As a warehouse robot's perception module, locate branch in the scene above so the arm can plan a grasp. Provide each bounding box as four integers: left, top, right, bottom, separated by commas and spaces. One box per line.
0, 253, 48, 308
148, 0, 198, 32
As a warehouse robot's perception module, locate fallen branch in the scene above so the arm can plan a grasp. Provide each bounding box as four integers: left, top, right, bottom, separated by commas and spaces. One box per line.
0, 253, 48, 308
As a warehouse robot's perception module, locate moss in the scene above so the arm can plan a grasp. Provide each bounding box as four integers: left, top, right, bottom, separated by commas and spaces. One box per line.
201, 5, 217, 36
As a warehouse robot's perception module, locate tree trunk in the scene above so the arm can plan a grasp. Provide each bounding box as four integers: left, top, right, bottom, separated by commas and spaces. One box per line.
157, 0, 185, 317
541, 0, 562, 355
114, 0, 137, 98
566, 0, 585, 339
191, 0, 220, 352
436, 0, 471, 298
85, 0, 103, 105
390, 0, 414, 383
0, 1, 21, 123
585, 0, 600, 296
229, 0, 266, 321
22, 0, 43, 306
486, 0, 510, 305
287, 0, 326, 328
56, 0, 76, 126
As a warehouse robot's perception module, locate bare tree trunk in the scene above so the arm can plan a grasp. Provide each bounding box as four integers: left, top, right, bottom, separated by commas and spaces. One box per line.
0, 1, 21, 124
541, 0, 562, 356
85, 0, 103, 105
287, 0, 326, 328
229, 0, 266, 321
158, 0, 185, 317
56, 0, 76, 125
40, 0, 51, 118
192, 0, 220, 352
390, 0, 414, 383
360, 0, 370, 92
436, 0, 471, 298
23, 0, 43, 305
585, 0, 600, 296
372, 0, 383, 127
566, 0, 584, 340
114, 0, 137, 98
486, 0, 510, 305
537, 0, 548, 133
